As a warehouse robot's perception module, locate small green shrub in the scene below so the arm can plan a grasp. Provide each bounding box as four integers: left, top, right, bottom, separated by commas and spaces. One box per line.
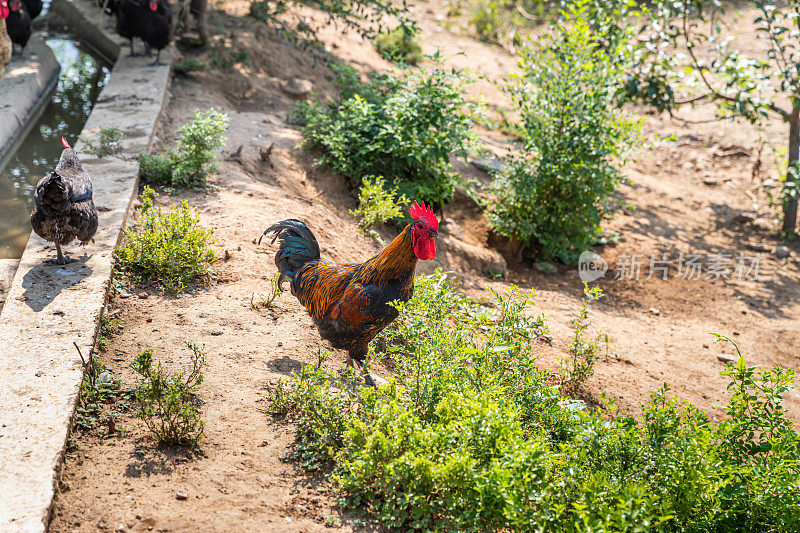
270, 271, 800, 531
97, 311, 121, 352
74, 359, 129, 434
174, 58, 208, 74
375, 25, 423, 65
138, 108, 229, 187
559, 283, 607, 391
116, 187, 215, 293
132, 343, 206, 446
138, 152, 173, 184
250, 273, 284, 309
209, 48, 250, 69
484, 1, 640, 263
349, 175, 408, 230
85, 126, 124, 158
295, 61, 481, 206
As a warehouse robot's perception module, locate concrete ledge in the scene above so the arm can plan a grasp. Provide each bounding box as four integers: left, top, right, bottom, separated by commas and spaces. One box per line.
0, 259, 21, 311
0, 37, 60, 171
0, 0, 172, 530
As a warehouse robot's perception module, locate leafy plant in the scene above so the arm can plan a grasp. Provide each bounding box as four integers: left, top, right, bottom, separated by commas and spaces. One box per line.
71, 344, 132, 446
209, 48, 250, 69
138, 108, 229, 187
349, 175, 409, 231
295, 61, 481, 206
116, 187, 215, 293
375, 25, 423, 65
484, 0, 640, 263
559, 283, 607, 392
174, 58, 208, 75
250, 273, 284, 309
269, 271, 800, 531
85, 126, 124, 158
132, 343, 206, 446
96, 311, 121, 352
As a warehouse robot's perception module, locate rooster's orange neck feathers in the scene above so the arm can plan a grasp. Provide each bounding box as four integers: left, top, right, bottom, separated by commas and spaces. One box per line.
363, 225, 417, 280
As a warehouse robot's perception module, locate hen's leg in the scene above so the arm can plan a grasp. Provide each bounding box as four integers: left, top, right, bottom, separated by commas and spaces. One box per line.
128, 39, 138, 57
52, 244, 76, 265
150, 49, 164, 66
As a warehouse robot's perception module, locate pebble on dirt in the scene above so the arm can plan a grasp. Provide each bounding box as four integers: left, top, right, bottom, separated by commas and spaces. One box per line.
176, 490, 188, 500
717, 354, 737, 364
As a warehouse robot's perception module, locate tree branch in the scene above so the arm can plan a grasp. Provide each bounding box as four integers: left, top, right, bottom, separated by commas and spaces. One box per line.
681, 8, 791, 122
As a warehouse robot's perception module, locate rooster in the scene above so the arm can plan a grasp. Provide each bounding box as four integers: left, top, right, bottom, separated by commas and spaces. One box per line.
262, 201, 439, 386
30, 138, 99, 265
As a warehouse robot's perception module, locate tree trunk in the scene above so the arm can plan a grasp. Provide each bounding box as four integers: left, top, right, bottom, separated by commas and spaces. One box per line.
782, 104, 800, 234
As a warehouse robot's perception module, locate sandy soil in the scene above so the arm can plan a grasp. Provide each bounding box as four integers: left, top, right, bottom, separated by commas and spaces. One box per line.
50, 1, 800, 531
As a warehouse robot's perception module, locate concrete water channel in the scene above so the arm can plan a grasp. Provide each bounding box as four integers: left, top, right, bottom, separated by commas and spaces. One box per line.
0, 0, 173, 530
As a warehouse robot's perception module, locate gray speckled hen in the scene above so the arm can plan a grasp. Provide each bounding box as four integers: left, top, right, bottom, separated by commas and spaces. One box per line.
30, 138, 99, 264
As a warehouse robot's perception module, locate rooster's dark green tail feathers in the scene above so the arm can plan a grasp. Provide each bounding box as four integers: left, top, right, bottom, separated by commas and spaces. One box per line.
260, 219, 320, 287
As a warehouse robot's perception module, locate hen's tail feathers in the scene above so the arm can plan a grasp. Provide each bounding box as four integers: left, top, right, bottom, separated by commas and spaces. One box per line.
260, 219, 320, 287
34, 173, 69, 211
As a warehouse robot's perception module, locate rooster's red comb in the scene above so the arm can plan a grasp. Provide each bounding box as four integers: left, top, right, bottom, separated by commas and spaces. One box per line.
61, 137, 71, 149
410, 200, 438, 231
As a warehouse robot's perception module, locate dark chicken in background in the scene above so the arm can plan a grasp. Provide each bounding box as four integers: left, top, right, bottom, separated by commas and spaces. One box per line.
30, 138, 99, 265
21, 0, 39, 18
262, 201, 439, 386
113, 0, 173, 64
6, 0, 30, 53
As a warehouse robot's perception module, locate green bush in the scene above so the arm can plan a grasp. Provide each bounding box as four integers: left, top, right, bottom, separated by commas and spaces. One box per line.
349, 175, 408, 231
375, 25, 423, 65
116, 187, 215, 293
295, 61, 481, 206
270, 271, 800, 531
484, 1, 640, 263
174, 58, 208, 75
138, 108, 229, 187
132, 343, 206, 446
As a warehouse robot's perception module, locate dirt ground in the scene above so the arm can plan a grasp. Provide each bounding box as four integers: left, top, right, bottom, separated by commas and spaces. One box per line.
50, 1, 800, 531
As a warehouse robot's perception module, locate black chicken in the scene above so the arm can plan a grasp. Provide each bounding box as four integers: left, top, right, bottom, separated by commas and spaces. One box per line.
6, 0, 30, 52
21, 0, 40, 18
114, 0, 172, 65
141, 0, 172, 65
30, 138, 99, 265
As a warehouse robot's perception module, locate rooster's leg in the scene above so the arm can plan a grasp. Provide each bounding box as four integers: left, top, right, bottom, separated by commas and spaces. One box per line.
128, 39, 138, 57
349, 349, 376, 388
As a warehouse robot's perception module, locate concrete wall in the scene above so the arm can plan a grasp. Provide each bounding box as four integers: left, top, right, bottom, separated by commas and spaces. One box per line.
0, 1, 172, 530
